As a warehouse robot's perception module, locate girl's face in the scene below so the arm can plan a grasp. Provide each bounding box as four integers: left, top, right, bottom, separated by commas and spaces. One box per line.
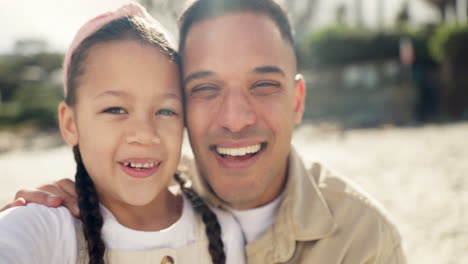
59, 40, 183, 208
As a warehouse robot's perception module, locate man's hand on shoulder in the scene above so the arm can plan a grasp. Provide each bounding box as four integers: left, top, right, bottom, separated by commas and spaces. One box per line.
0, 178, 80, 217
0, 197, 26, 212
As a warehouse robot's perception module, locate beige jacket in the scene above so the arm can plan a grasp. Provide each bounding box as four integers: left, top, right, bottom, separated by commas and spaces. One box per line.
188, 146, 407, 264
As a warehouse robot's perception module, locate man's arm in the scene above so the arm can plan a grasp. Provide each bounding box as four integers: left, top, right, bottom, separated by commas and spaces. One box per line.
0, 179, 80, 217
0, 198, 26, 211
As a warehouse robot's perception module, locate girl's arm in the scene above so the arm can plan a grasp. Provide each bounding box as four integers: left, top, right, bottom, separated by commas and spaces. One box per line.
0, 203, 77, 263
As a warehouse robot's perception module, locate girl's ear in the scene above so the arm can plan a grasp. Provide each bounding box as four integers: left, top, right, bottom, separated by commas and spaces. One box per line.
58, 102, 79, 146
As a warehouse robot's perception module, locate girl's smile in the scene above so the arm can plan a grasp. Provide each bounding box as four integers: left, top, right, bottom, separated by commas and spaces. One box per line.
118, 158, 161, 178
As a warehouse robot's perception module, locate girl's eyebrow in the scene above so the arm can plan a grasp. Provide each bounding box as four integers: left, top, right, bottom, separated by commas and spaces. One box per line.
163, 92, 182, 101
94, 90, 128, 100
94, 90, 182, 101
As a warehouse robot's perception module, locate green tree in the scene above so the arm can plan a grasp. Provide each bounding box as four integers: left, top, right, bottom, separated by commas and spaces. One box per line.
0, 39, 63, 130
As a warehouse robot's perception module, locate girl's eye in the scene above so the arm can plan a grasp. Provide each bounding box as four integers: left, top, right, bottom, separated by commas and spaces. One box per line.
103, 107, 127, 115
156, 109, 177, 116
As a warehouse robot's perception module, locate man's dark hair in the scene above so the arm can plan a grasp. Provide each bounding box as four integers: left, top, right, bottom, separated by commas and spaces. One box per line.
178, 0, 294, 55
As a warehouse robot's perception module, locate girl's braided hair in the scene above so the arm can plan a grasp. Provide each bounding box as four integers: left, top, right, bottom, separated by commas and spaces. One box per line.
73, 146, 105, 264
174, 173, 226, 264
66, 9, 226, 264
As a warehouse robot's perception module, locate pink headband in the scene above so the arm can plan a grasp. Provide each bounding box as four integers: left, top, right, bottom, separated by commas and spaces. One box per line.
62, 2, 171, 96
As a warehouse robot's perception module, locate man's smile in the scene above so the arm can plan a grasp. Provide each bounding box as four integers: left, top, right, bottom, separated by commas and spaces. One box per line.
210, 143, 267, 168
216, 144, 261, 156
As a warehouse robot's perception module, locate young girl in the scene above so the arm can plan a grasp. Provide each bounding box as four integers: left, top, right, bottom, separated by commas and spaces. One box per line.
0, 3, 244, 264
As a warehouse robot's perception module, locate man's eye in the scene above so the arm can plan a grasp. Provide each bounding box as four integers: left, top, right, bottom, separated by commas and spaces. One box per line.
156, 109, 177, 116
190, 85, 220, 99
103, 107, 127, 114
251, 82, 281, 96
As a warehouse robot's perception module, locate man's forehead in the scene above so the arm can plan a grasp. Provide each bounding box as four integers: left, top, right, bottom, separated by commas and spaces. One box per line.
182, 12, 290, 54
182, 13, 295, 65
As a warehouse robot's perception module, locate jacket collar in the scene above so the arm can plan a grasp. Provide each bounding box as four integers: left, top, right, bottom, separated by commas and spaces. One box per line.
284, 146, 337, 241
244, 146, 337, 262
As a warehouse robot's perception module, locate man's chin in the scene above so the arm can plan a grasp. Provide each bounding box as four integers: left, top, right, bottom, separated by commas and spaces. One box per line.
210, 179, 262, 209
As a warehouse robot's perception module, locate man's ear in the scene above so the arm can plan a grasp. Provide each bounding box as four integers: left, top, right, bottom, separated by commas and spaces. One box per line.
58, 102, 78, 146
293, 74, 306, 125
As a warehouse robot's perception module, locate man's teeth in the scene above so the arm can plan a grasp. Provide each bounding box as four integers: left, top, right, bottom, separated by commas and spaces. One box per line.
216, 144, 261, 156
124, 162, 157, 169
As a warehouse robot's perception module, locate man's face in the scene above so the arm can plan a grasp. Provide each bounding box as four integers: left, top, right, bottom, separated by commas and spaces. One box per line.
182, 12, 305, 209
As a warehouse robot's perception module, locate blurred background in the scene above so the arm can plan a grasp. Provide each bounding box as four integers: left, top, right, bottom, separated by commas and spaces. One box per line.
1, 0, 467, 263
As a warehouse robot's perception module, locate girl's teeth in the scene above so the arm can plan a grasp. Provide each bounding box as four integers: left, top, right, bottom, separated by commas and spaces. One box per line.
123, 162, 157, 169
217, 144, 261, 156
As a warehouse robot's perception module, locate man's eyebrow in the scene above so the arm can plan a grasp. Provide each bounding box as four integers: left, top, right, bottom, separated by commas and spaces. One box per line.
184, 71, 215, 84
253, 66, 285, 76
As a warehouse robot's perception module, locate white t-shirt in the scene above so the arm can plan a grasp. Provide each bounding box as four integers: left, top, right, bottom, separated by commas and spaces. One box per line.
0, 195, 245, 264
230, 192, 284, 244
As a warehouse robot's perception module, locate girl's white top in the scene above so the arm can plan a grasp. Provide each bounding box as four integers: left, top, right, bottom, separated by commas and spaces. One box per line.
0, 194, 245, 264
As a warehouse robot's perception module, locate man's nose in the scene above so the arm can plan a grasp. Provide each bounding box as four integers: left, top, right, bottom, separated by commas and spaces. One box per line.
216, 90, 256, 133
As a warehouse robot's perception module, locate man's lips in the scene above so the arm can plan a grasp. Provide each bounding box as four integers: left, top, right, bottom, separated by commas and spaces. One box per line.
118, 158, 161, 178
216, 143, 262, 156
211, 143, 266, 168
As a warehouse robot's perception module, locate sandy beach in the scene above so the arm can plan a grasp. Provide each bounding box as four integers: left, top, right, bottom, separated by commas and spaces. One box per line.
1, 122, 467, 263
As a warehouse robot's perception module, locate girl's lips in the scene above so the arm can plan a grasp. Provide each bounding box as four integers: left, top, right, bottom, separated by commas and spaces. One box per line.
118, 161, 160, 178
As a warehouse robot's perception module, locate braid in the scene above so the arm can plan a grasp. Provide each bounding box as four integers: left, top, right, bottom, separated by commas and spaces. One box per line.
174, 173, 226, 264
73, 146, 106, 264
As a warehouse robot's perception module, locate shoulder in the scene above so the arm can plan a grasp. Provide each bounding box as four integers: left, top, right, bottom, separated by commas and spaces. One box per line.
0, 203, 76, 229
0, 204, 78, 263
307, 162, 403, 251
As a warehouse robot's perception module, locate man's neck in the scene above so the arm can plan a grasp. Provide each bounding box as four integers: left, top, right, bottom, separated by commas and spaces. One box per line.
230, 164, 289, 210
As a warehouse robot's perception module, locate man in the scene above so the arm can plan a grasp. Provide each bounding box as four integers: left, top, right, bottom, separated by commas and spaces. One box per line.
3, 0, 406, 263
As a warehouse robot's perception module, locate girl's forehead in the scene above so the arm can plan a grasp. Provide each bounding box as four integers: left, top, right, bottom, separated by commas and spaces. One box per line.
76, 41, 181, 102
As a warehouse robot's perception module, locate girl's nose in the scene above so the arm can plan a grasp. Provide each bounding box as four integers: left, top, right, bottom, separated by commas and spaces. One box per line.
125, 118, 161, 146
126, 134, 161, 145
